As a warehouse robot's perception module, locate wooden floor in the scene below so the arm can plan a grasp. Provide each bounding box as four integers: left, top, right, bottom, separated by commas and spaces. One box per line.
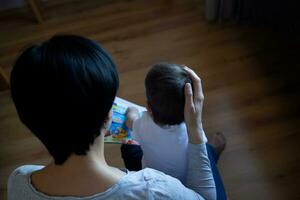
1, 0, 300, 199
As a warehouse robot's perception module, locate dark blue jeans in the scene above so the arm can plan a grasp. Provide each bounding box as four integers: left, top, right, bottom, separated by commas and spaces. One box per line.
205, 143, 228, 200
121, 143, 227, 200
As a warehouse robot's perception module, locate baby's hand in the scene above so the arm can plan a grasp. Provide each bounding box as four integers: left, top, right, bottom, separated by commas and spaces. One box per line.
125, 107, 140, 130
183, 67, 206, 144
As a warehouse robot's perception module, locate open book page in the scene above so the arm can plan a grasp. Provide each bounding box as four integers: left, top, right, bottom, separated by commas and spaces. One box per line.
104, 97, 146, 144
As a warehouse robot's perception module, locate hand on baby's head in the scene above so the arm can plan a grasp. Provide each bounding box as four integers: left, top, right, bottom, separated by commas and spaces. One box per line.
183, 66, 206, 144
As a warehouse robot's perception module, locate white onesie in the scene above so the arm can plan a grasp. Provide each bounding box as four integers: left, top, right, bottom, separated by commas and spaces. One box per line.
133, 111, 189, 183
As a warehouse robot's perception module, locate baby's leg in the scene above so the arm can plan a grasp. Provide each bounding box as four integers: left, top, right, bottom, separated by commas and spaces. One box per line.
125, 107, 140, 130
210, 132, 226, 162
121, 144, 143, 171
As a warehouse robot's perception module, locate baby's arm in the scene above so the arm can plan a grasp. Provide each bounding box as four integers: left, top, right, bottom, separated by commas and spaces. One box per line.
125, 107, 140, 130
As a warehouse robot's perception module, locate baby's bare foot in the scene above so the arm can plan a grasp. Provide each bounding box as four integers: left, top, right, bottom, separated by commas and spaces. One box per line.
210, 132, 226, 157
125, 107, 140, 130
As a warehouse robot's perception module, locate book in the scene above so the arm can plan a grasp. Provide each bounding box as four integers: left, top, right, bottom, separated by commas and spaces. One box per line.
104, 97, 146, 144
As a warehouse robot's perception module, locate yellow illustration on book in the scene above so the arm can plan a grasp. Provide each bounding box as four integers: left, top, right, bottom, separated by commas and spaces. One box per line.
104, 97, 146, 144
114, 127, 128, 140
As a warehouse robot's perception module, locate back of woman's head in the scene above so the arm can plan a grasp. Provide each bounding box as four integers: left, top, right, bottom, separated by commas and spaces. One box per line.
10, 35, 119, 164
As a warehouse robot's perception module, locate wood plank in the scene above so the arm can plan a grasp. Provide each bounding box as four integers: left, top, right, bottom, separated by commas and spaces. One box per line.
0, 0, 299, 199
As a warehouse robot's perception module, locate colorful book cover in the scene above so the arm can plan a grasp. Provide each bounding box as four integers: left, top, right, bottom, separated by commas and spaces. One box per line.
104, 97, 146, 144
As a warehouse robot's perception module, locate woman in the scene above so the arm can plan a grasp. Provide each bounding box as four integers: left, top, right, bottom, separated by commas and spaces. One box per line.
8, 35, 219, 199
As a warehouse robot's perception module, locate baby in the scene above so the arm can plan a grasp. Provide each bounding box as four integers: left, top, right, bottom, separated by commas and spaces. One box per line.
125, 62, 208, 183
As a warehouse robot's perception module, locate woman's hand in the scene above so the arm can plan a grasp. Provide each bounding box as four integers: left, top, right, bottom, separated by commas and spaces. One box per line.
183, 67, 206, 144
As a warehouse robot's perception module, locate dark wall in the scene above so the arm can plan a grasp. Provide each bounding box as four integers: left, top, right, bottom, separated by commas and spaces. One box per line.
236, 0, 300, 32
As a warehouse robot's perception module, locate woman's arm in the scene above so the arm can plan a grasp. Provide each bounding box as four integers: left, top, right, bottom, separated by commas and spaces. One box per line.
183, 67, 216, 200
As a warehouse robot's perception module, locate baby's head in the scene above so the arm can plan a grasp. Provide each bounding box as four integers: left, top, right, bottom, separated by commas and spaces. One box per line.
145, 62, 192, 126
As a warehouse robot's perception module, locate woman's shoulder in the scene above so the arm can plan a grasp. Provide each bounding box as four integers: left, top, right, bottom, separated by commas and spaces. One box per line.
10, 165, 44, 175
8, 166, 43, 187
7, 166, 200, 200
7, 165, 44, 199
8, 165, 44, 183
120, 168, 200, 199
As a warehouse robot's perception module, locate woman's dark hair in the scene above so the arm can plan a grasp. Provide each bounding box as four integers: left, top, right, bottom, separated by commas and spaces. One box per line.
145, 63, 192, 125
10, 35, 119, 165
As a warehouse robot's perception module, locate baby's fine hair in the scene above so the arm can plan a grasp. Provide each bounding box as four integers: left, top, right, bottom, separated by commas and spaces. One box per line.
145, 62, 192, 125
